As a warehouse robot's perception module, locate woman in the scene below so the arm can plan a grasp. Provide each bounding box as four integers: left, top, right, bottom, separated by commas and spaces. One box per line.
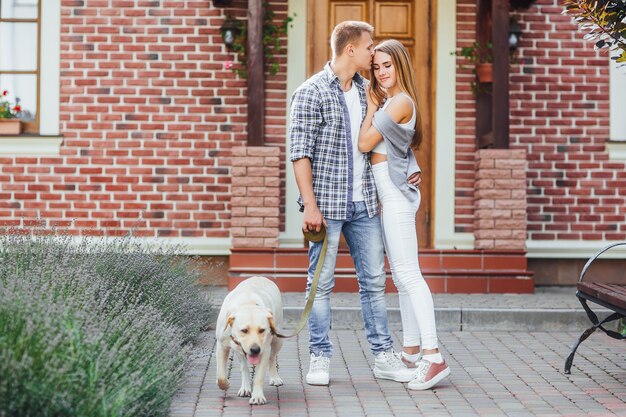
358, 39, 450, 390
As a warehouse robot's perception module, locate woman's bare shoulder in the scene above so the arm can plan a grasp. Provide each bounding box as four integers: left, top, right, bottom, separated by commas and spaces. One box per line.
383, 95, 413, 123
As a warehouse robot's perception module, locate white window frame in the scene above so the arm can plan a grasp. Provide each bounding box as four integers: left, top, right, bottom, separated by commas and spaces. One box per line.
606, 51, 626, 160
0, 0, 62, 155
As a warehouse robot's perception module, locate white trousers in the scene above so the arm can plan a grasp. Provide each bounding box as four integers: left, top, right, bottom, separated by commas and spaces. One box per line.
372, 162, 438, 350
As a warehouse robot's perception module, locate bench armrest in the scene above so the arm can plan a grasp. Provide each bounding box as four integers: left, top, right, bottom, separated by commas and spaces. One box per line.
579, 241, 626, 283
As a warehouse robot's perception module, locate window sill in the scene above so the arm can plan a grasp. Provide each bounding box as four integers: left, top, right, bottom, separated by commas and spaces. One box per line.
606, 140, 626, 161
0, 136, 63, 156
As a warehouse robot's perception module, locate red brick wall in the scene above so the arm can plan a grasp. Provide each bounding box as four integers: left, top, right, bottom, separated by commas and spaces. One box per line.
0, 0, 289, 239
474, 149, 527, 250
455, 0, 626, 241
454, 0, 479, 235
231, 146, 280, 248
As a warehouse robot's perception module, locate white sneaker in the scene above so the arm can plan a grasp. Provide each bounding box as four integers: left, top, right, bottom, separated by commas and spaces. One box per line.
407, 359, 450, 390
399, 351, 422, 369
373, 350, 417, 382
306, 353, 330, 385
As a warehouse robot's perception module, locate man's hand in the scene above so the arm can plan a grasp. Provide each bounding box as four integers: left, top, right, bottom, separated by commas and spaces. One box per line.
302, 203, 324, 233
408, 172, 422, 187
293, 158, 324, 233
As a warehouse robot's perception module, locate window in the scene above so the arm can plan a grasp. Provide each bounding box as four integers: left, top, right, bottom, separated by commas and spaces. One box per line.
0, 0, 39, 134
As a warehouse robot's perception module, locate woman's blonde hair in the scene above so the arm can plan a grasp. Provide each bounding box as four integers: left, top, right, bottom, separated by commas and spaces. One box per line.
370, 39, 423, 150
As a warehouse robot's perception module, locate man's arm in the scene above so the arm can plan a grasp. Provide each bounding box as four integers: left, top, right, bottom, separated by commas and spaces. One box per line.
293, 158, 323, 233
289, 85, 324, 232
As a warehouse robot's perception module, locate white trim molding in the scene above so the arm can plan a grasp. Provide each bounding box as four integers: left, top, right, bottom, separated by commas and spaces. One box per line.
40, 0, 61, 136
165, 237, 232, 255
0, 136, 63, 155
435, 233, 475, 250
609, 51, 626, 143
281, 0, 307, 248
434, 0, 474, 250
605, 140, 626, 161
72, 236, 232, 256
527, 240, 626, 259
0, 236, 233, 255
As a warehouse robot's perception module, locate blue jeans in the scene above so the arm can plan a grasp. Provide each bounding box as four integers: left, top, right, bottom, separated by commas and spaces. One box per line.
306, 201, 393, 357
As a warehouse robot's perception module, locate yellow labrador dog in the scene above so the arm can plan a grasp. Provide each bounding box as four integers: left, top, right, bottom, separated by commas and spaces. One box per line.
215, 276, 284, 405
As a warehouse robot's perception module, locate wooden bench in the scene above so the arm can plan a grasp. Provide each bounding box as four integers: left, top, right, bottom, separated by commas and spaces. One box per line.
564, 242, 626, 374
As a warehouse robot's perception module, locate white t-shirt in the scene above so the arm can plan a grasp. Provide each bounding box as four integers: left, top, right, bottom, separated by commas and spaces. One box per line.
343, 84, 364, 202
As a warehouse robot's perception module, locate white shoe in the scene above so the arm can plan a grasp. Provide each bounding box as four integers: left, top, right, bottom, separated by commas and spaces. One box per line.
306, 353, 330, 385
373, 350, 417, 382
399, 351, 422, 369
407, 359, 450, 390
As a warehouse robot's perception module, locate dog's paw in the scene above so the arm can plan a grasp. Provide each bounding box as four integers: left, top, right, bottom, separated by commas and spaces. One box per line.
217, 378, 230, 391
237, 385, 251, 397
249, 392, 267, 405
269, 376, 283, 386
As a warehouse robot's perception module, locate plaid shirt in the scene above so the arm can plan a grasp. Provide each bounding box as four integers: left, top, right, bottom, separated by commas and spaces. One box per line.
289, 63, 377, 220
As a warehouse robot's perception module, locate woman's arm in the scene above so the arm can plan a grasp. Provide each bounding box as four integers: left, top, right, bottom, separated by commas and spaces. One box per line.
358, 89, 382, 153
358, 93, 413, 153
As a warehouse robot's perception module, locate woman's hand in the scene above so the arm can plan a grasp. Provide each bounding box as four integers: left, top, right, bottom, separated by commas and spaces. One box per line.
358, 87, 384, 153
366, 86, 379, 112
408, 172, 422, 187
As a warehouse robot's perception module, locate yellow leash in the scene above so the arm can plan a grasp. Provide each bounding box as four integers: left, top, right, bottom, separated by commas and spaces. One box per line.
274, 224, 328, 339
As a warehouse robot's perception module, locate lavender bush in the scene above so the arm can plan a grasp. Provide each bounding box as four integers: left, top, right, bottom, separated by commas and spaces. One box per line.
0, 227, 213, 417
78, 236, 212, 344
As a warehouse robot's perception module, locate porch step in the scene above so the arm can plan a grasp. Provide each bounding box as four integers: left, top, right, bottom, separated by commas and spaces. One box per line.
205, 287, 614, 332
229, 248, 534, 294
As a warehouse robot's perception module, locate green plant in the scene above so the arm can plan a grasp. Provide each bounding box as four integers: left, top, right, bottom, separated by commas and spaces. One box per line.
228, 3, 295, 78
452, 38, 521, 68
0, 89, 21, 119
0, 225, 214, 417
563, 0, 626, 67
451, 42, 494, 94
453, 41, 494, 67
452, 40, 521, 94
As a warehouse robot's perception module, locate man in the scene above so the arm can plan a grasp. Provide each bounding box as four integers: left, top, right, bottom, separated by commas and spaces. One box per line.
289, 21, 419, 386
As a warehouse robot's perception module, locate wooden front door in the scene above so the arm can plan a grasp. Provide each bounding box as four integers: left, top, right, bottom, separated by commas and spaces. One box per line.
307, 0, 436, 248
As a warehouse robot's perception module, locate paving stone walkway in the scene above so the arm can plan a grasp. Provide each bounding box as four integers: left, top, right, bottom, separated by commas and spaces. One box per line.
170, 329, 626, 417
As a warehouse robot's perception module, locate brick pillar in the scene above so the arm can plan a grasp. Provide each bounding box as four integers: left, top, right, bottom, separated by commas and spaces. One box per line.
231, 146, 280, 248
474, 149, 527, 250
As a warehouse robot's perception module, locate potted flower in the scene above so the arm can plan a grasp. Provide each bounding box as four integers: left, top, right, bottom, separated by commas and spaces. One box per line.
454, 42, 494, 83
0, 89, 22, 135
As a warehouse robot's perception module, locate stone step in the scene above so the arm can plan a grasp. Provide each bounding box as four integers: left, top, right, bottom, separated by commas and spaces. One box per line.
206, 286, 617, 332
282, 306, 615, 332
229, 247, 534, 293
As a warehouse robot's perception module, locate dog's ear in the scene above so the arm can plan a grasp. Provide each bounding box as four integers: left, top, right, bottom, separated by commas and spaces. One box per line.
267, 312, 278, 335
224, 315, 235, 332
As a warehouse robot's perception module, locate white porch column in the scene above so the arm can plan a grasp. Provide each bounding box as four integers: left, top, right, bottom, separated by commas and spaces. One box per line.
281, 0, 307, 247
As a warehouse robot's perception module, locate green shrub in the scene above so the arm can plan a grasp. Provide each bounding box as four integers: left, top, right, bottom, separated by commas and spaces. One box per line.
0, 227, 213, 417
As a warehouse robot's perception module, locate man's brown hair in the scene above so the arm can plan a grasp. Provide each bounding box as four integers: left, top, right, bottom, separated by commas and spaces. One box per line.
330, 21, 374, 56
